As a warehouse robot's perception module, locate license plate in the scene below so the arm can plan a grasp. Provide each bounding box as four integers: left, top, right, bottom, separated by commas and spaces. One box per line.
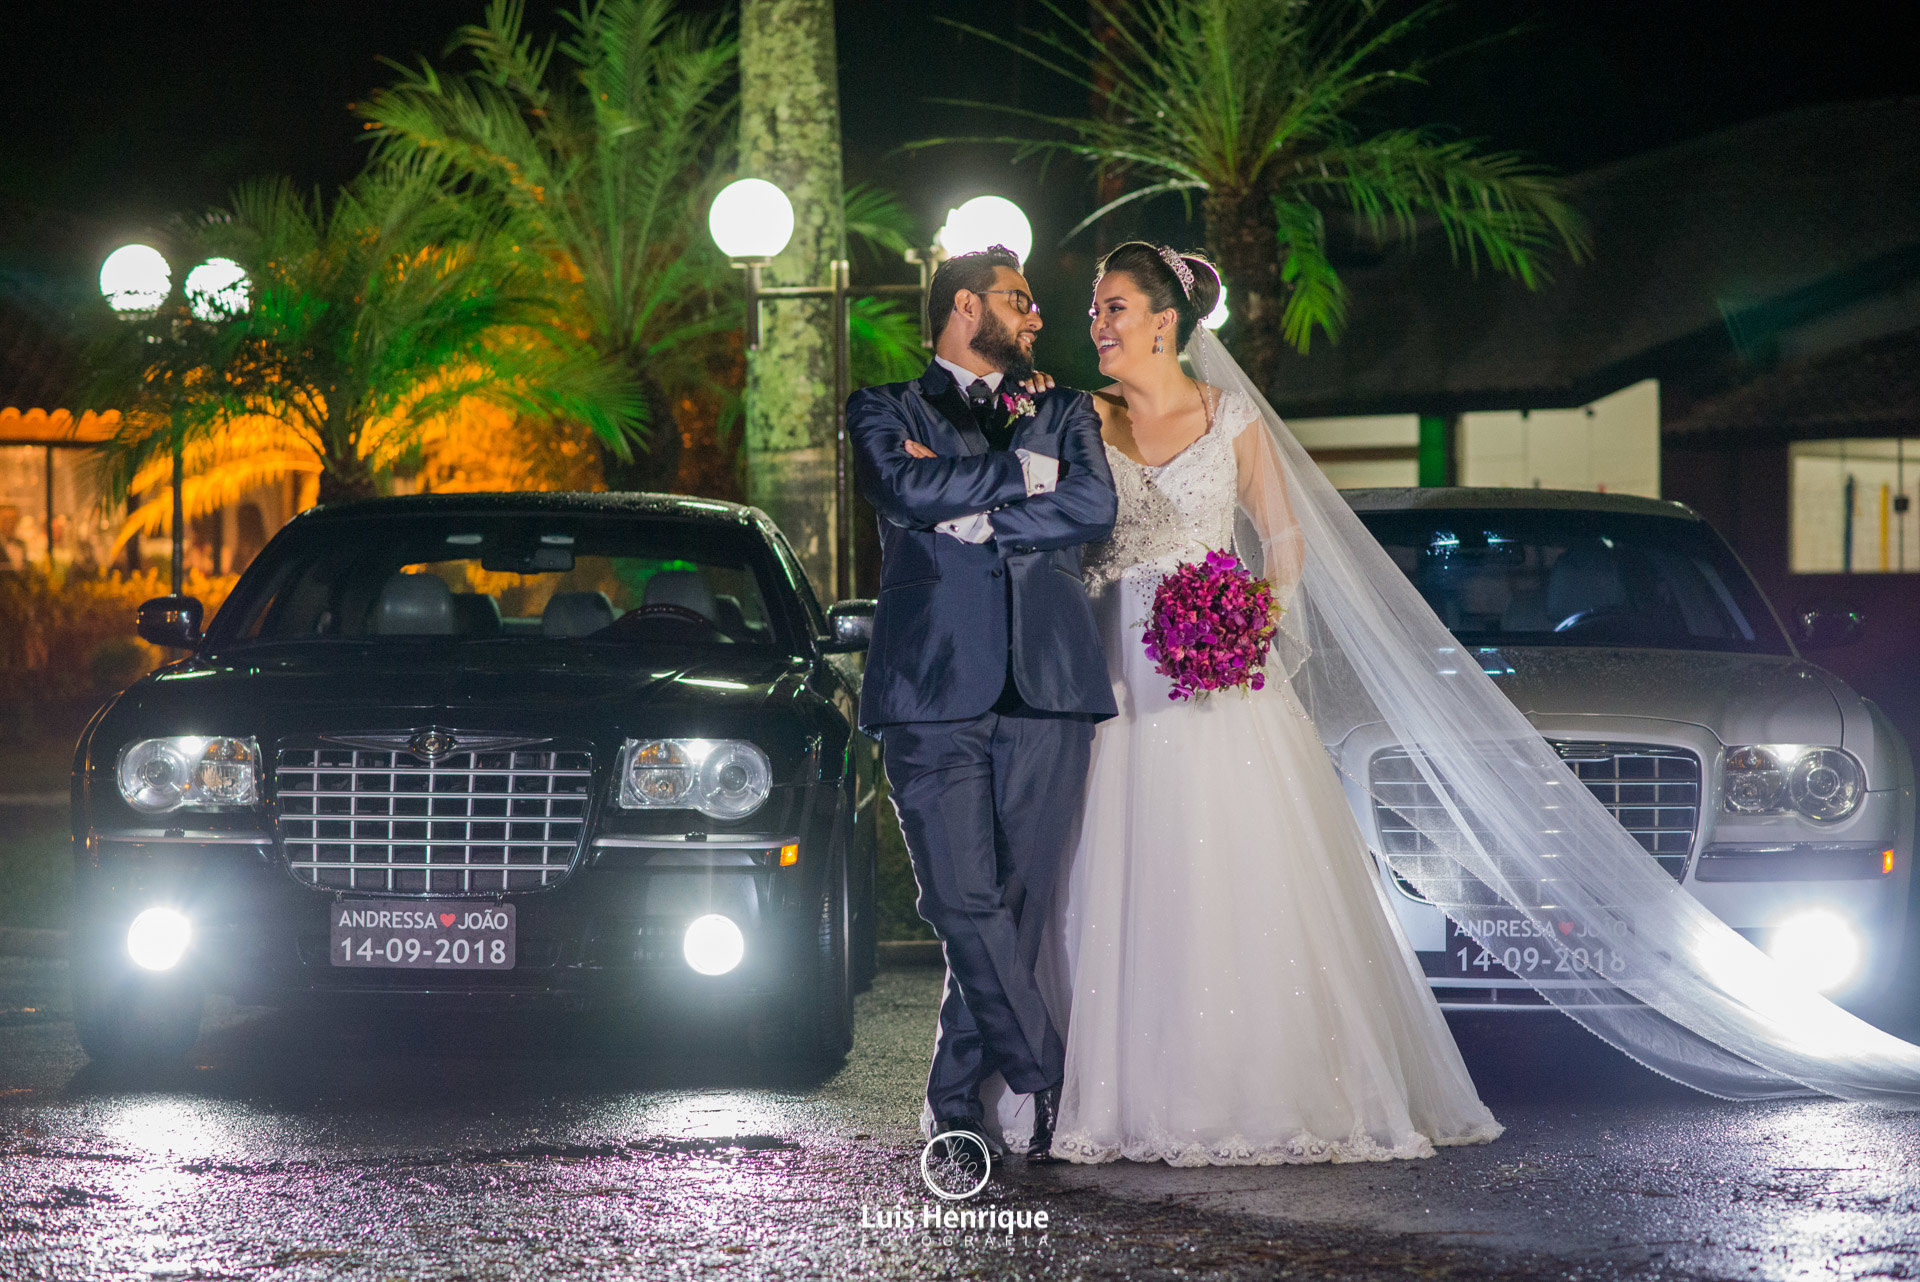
1439, 915, 1626, 981
329, 900, 515, 970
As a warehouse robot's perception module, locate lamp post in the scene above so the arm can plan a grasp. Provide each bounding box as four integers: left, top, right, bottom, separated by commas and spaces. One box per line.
99, 244, 250, 596
710, 182, 1032, 601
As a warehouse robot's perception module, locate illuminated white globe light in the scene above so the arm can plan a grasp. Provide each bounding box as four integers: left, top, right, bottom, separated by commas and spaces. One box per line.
935, 195, 1033, 266
126, 906, 192, 972
1767, 909, 1863, 993
99, 244, 172, 315
708, 178, 796, 261
1202, 281, 1230, 331
184, 257, 251, 321
683, 913, 745, 976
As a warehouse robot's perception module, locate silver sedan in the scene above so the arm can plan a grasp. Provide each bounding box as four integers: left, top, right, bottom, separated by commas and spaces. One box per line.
1339, 487, 1914, 1011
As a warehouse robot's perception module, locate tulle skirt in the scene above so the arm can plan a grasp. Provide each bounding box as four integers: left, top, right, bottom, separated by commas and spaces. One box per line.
994, 571, 1503, 1165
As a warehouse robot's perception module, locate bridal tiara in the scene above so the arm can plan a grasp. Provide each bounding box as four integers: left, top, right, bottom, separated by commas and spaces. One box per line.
1157, 246, 1196, 299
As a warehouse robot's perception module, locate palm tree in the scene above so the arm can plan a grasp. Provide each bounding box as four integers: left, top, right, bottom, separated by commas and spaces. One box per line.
93, 165, 642, 518
361, 0, 737, 492
921, 0, 1590, 385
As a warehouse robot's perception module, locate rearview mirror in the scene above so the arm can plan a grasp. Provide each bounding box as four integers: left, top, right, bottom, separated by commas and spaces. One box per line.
823, 599, 876, 653
136, 596, 204, 650
1799, 604, 1864, 651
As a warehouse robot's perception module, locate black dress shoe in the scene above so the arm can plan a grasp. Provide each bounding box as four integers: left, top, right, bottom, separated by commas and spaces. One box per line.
1026, 1085, 1062, 1163
929, 1116, 996, 1184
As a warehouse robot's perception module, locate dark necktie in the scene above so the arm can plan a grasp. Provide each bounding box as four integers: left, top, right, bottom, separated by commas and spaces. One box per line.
966, 378, 1012, 451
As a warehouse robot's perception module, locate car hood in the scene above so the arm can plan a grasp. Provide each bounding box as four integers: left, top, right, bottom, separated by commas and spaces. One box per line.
106, 645, 809, 738
1478, 646, 1845, 746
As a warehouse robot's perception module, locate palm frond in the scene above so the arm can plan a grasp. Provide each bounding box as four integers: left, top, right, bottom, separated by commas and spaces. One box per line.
1302, 131, 1591, 285
844, 183, 918, 260
1271, 199, 1347, 352
848, 298, 928, 390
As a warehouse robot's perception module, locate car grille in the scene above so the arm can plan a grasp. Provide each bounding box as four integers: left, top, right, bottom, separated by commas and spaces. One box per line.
277, 739, 593, 894
1373, 740, 1702, 902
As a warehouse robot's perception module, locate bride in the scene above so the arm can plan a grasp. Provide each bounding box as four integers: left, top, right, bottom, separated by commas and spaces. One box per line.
1044, 242, 1498, 1164
987, 240, 1920, 1166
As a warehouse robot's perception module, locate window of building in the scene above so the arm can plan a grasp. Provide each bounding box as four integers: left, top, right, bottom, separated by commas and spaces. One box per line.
1790, 438, 1920, 573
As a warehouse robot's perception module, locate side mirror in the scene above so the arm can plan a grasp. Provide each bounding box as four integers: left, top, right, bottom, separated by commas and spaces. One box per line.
823, 599, 876, 653
136, 596, 204, 650
1800, 604, 1864, 652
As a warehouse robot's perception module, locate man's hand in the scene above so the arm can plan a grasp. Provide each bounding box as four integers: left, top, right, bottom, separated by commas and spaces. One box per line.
903, 439, 938, 460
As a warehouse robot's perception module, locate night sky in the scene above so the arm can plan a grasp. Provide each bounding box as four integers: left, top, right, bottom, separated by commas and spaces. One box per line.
3, 0, 1915, 330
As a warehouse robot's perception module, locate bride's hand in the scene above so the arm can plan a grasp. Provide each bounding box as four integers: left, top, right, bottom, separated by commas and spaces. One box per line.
1021, 370, 1056, 393
903, 439, 938, 460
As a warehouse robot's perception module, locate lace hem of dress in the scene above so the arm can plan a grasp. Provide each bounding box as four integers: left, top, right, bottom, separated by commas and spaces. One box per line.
1049, 1119, 1503, 1167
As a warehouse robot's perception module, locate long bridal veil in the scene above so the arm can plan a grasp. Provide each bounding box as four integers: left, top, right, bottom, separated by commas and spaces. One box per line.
1187, 327, 1920, 1105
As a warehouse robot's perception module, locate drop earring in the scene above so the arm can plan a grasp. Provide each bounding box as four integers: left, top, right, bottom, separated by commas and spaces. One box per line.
1153, 333, 1165, 354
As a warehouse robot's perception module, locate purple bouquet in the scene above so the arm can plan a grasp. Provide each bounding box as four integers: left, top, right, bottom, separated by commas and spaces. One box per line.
1141, 549, 1281, 701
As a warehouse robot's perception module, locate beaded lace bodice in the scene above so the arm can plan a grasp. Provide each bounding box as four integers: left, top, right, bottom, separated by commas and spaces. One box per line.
1082, 389, 1254, 593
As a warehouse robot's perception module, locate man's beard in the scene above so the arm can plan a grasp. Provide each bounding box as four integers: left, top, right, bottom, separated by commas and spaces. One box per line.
969, 308, 1035, 383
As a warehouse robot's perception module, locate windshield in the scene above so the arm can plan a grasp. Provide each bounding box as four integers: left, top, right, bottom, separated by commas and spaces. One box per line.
212, 512, 796, 651
1354, 508, 1793, 655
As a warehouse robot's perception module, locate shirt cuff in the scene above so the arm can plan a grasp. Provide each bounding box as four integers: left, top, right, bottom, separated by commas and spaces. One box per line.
936, 513, 994, 543
1015, 449, 1058, 496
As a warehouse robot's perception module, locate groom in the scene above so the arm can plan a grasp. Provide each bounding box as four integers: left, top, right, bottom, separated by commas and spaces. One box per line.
848, 246, 1117, 1167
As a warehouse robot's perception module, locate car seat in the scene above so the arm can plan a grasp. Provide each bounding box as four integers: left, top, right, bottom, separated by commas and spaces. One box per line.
541, 591, 615, 638
372, 572, 457, 635
643, 570, 720, 623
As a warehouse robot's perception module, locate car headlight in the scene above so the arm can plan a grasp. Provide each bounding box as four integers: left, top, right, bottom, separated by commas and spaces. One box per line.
617, 738, 772, 819
1723, 745, 1863, 822
115, 737, 261, 813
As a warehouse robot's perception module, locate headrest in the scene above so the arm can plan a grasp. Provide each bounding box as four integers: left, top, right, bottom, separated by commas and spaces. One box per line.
644, 570, 719, 623
451, 592, 502, 636
1546, 543, 1627, 623
373, 572, 457, 636
541, 591, 615, 638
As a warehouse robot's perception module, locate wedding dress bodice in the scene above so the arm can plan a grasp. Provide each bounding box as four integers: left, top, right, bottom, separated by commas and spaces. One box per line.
1081, 390, 1253, 593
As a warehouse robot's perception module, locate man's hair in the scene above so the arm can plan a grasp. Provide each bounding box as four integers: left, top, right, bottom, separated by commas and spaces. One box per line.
927, 245, 1022, 342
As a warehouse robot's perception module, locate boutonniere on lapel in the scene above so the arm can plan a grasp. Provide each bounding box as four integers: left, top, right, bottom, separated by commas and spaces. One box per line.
1001, 391, 1038, 420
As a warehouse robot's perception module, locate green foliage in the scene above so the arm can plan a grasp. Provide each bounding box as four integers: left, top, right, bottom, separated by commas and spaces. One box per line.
849, 297, 928, 390
0, 567, 235, 717
87, 165, 643, 504
363, 0, 739, 450
844, 184, 928, 387
916, 0, 1588, 360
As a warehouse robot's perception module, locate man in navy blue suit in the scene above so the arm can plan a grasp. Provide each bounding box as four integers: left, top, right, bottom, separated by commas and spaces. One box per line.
849, 246, 1117, 1169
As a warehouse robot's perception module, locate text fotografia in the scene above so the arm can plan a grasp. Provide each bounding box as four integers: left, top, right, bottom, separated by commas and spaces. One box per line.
861, 1205, 1052, 1237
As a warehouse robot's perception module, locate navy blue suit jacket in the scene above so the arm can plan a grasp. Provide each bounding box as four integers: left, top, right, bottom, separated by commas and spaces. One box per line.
850, 361, 1119, 729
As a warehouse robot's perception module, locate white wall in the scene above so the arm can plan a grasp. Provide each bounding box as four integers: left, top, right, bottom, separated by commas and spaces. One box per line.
1288, 413, 1420, 489
1457, 379, 1661, 498
1790, 438, 1920, 573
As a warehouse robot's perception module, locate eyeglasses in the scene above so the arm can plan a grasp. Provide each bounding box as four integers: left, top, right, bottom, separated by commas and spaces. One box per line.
976, 288, 1039, 315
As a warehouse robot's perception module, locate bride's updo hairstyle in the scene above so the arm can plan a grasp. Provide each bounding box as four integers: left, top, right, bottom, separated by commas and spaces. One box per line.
1094, 241, 1223, 353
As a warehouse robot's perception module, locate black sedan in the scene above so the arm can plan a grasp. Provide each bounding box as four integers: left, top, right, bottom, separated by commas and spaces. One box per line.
69, 493, 881, 1065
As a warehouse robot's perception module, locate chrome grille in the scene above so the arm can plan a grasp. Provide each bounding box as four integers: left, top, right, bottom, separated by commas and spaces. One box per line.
278, 740, 593, 893
1373, 740, 1702, 902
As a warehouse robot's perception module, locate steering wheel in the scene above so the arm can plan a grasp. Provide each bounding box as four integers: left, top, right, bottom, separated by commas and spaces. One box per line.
1552, 607, 1649, 637
600, 602, 729, 641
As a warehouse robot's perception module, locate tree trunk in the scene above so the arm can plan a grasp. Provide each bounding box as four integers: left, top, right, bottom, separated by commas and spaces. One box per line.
316, 460, 379, 506
1205, 185, 1287, 394
740, 0, 849, 600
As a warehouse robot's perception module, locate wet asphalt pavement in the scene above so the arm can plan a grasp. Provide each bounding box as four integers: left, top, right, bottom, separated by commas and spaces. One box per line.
3, 956, 1920, 1281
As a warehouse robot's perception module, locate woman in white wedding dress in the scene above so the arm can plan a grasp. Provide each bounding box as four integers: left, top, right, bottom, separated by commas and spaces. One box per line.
988, 241, 1920, 1165
1026, 243, 1502, 1164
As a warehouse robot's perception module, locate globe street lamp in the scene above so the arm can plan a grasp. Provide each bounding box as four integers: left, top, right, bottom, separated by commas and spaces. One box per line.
709, 178, 1008, 600
100, 244, 251, 596
934, 195, 1034, 267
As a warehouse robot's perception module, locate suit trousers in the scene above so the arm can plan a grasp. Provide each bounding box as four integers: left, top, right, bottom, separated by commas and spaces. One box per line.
883, 704, 1093, 1120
